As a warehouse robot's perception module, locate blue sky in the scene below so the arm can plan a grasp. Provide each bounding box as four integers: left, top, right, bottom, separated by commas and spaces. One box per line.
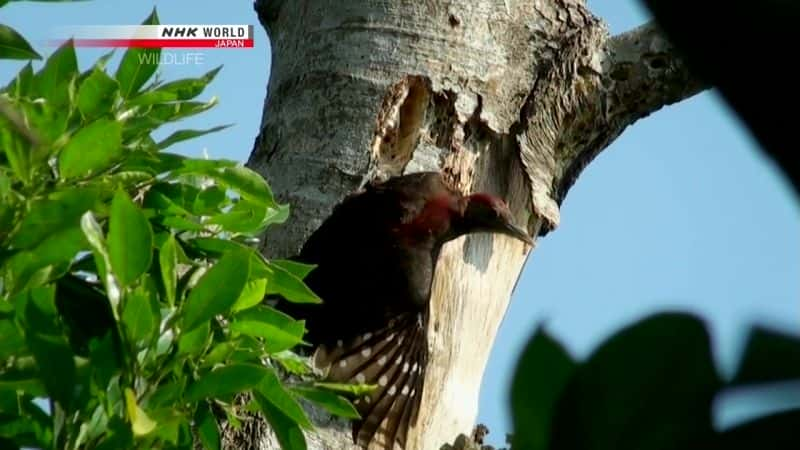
3, 1, 798, 448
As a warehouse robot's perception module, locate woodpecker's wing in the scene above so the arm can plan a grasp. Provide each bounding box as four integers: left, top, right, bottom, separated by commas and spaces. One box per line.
312, 312, 428, 450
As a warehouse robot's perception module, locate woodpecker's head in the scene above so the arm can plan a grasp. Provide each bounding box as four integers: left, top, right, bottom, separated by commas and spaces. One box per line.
455, 193, 533, 245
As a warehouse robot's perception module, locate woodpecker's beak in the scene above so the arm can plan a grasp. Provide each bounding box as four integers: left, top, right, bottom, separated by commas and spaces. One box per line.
500, 221, 534, 245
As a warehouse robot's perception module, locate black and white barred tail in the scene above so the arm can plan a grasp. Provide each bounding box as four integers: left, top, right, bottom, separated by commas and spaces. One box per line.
312, 312, 428, 449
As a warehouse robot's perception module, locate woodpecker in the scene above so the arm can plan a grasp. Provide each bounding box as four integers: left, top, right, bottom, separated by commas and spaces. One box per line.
275, 171, 533, 449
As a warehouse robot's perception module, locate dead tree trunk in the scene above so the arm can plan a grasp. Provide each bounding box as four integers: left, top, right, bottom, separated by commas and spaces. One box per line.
238, 0, 704, 448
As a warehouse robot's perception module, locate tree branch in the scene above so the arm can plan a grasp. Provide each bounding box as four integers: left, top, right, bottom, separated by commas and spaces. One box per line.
542, 20, 708, 219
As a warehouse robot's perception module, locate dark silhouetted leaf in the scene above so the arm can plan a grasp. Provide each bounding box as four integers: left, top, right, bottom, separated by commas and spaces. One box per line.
732, 326, 800, 385
510, 325, 576, 450
715, 409, 799, 449
549, 312, 721, 450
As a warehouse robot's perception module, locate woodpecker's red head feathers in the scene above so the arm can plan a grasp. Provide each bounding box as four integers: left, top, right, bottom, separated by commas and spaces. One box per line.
275, 171, 532, 449
457, 193, 534, 245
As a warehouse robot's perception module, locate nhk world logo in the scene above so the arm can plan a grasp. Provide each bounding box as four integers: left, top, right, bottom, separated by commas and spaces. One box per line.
50, 24, 254, 48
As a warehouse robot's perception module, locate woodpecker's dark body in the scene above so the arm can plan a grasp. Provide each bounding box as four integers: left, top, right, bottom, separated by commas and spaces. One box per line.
274, 171, 532, 449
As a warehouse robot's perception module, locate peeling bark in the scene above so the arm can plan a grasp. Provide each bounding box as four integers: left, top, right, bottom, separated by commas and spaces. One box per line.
238, 1, 705, 449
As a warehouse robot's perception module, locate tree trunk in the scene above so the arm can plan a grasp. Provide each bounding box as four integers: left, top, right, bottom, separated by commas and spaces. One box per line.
234, 0, 704, 448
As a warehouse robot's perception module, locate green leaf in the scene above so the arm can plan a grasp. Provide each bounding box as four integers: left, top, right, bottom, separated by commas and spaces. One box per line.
156, 124, 232, 150
231, 278, 268, 313
77, 68, 119, 119
731, 325, 800, 385
108, 190, 154, 287
0, 395, 53, 448
23, 286, 77, 410
510, 325, 576, 450
87, 331, 119, 392
313, 382, 378, 397
202, 342, 234, 367
122, 277, 158, 344
148, 379, 185, 410
272, 351, 312, 376
230, 305, 306, 354
4, 61, 33, 97
0, 24, 41, 60
125, 388, 156, 436
210, 165, 276, 207
192, 186, 228, 215
58, 117, 123, 180
549, 312, 721, 450
715, 409, 799, 449
195, 402, 221, 450
207, 199, 275, 234
270, 260, 316, 280
184, 363, 268, 402
94, 415, 133, 450
159, 235, 178, 306
123, 99, 217, 139
115, 8, 160, 99
257, 369, 312, 429
33, 38, 77, 102
181, 248, 251, 332
0, 109, 33, 185
0, 317, 25, 362
4, 225, 86, 293
253, 391, 307, 450
177, 321, 209, 356
143, 182, 195, 216
80, 211, 119, 309
128, 65, 222, 106
9, 187, 99, 249
291, 386, 360, 420
262, 260, 321, 304
189, 237, 248, 256
160, 215, 205, 232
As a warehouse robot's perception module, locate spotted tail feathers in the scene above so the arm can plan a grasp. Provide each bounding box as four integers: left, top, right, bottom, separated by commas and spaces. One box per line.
312, 312, 428, 449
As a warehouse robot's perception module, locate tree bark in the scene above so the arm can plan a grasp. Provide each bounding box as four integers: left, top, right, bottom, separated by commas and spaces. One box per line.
235, 1, 705, 449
